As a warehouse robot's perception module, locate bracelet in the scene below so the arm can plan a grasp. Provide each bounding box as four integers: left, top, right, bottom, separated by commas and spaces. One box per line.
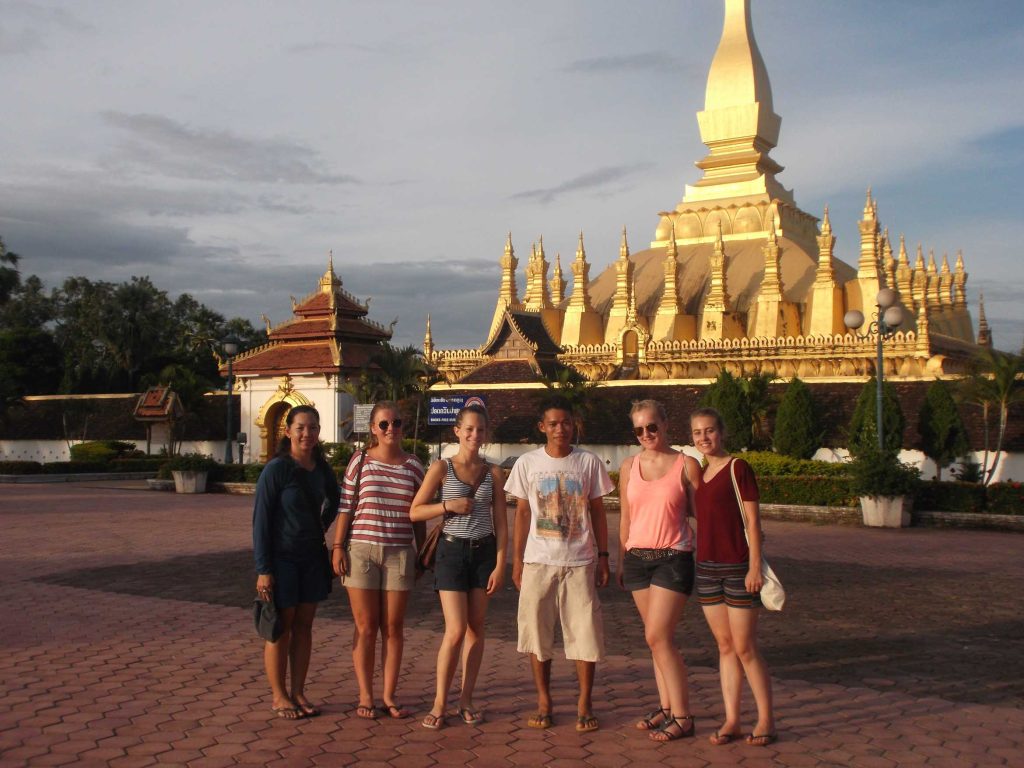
332, 543, 345, 550
598, 551, 610, 557
442, 500, 448, 513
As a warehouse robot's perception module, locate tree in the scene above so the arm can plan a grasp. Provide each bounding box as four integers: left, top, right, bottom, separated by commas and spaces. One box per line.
700, 370, 752, 452
0, 236, 20, 305
738, 371, 777, 450
772, 377, 821, 459
846, 377, 905, 459
959, 347, 1024, 484
917, 380, 969, 480
372, 343, 429, 402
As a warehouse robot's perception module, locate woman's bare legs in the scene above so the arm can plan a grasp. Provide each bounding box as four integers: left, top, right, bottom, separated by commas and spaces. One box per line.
264, 606, 296, 712
380, 589, 410, 710
459, 588, 489, 712
702, 603, 774, 738
289, 603, 318, 713
631, 589, 670, 726
346, 587, 381, 709
431, 590, 469, 717
642, 587, 691, 722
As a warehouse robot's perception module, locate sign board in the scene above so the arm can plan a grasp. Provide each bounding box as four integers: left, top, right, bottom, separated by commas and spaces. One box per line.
352, 403, 374, 433
428, 395, 486, 425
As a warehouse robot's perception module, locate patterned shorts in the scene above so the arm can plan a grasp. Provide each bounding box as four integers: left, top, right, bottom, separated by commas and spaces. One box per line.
696, 561, 762, 609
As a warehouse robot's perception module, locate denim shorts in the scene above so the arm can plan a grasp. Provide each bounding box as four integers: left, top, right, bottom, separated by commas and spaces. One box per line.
434, 534, 497, 592
622, 549, 694, 594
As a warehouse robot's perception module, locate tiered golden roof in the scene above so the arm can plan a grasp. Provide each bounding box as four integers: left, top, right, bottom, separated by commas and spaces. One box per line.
426, 0, 984, 384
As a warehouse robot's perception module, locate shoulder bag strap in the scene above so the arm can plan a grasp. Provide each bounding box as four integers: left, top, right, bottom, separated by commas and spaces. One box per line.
729, 458, 751, 545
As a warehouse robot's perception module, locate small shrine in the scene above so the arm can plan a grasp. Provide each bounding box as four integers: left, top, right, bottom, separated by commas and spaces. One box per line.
223, 256, 392, 461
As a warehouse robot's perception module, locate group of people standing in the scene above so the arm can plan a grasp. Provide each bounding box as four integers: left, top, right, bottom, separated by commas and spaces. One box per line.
252, 396, 776, 747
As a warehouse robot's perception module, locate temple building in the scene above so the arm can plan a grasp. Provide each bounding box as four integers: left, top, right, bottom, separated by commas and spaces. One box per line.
425, 0, 984, 385
223, 257, 393, 461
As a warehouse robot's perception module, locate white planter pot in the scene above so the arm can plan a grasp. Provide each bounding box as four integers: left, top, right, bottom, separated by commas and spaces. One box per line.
172, 470, 208, 494
860, 495, 911, 528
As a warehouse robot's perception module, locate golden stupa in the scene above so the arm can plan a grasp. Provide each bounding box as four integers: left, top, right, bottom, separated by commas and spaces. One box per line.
425, 0, 982, 385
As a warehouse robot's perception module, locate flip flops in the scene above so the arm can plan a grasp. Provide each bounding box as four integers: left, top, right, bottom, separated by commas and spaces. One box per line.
421, 712, 445, 730
384, 703, 410, 719
527, 712, 554, 729
746, 732, 778, 747
355, 704, 379, 719
458, 707, 484, 725
575, 713, 599, 733
271, 705, 304, 720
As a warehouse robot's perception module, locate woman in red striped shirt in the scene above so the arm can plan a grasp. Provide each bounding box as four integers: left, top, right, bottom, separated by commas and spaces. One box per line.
332, 401, 425, 720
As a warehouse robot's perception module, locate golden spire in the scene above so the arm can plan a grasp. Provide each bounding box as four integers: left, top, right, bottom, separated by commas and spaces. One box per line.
815, 205, 835, 282
882, 229, 895, 289
760, 215, 782, 297
926, 250, 940, 309
977, 292, 992, 348
939, 253, 953, 308
896, 234, 913, 302
550, 253, 566, 304
423, 314, 434, 361
863, 187, 874, 217
320, 249, 341, 296
612, 227, 633, 313
568, 231, 594, 311
953, 250, 967, 308
683, 0, 788, 205
857, 188, 880, 279
658, 223, 681, 316
912, 244, 927, 313
619, 226, 630, 260
500, 232, 519, 305
706, 221, 731, 311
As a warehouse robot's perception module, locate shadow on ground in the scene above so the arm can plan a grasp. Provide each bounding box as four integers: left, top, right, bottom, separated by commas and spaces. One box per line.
36, 552, 1024, 708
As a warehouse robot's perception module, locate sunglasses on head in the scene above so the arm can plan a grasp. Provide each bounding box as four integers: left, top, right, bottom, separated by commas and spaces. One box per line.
377, 418, 403, 431
633, 423, 659, 437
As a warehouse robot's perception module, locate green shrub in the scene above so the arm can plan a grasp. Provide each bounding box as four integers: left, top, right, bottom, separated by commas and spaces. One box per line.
848, 448, 919, 497
244, 463, 266, 483
917, 381, 969, 480
40, 461, 108, 474
323, 441, 355, 469
69, 440, 137, 462
913, 481, 987, 513
402, 438, 431, 465
742, 451, 849, 478
847, 378, 905, 458
163, 453, 218, 472
986, 483, 1024, 515
773, 378, 821, 459
109, 458, 166, 472
758, 475, 857, 506
209, 463, 247, 482
0, 460, 43, 474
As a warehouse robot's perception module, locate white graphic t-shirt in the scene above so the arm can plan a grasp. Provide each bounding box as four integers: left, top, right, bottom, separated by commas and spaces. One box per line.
504, 447, 614, 566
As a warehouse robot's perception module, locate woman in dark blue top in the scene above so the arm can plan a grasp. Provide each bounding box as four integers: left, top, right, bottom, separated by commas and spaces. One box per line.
253, 405, 340, 719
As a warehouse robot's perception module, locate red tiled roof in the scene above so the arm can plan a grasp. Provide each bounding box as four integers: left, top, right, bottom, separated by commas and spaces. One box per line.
232, 343, 337, 374
459, 360, 542, 385
133, 387, 184, 421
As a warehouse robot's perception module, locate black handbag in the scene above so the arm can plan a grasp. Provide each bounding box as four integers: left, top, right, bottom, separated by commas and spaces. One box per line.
253, 596, 282, 641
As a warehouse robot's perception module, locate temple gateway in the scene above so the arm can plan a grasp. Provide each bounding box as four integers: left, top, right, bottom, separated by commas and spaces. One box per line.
424, 0, 988, 386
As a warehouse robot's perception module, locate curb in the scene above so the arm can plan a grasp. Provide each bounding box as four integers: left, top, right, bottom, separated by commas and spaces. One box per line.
0, 472, 157, 484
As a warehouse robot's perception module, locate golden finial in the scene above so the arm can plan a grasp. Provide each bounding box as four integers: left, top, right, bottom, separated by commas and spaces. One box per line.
955, 250, 965, 272
821, 205, 832, 234
863, 187, 874, 217
619, 226, 630, 260
915, 244, 925, 269
504, 231, 514, 258
537, 235, 546, 261
576, 231, 587, 262
898, 234, 909, 265
940, 253, 951, 275
927, 249, 937, 273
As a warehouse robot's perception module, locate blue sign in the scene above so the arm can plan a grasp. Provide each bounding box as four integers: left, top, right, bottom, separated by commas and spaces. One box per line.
428, 395, 486, 425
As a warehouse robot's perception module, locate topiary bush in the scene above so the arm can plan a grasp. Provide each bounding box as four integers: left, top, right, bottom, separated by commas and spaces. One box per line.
402, 438, 431, 466
69, 440, 137, 463
109, 458, 166, 472
847, 378, 905, 458
917, 380, 969, 481
848, 447, 920, 498
699, 370, 752, 452
742, 451, 850, 478
772, 377, 821, 459
40, 461, 109, 474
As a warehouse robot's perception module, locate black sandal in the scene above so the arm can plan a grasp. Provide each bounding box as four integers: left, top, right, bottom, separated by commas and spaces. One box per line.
636, 707, 670, 731
650, 714, 695, 742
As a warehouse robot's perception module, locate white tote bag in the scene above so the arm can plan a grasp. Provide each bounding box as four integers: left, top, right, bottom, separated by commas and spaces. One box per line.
729, 459, 786, 611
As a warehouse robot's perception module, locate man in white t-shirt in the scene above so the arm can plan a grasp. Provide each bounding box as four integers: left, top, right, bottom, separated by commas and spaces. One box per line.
505, 396, 614, 733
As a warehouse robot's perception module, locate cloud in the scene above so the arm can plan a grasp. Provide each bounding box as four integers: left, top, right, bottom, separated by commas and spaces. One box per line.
0, 25, 42, 54
511, 163, 654, 205
563, 52, 684, 75
100, 112, 360, 185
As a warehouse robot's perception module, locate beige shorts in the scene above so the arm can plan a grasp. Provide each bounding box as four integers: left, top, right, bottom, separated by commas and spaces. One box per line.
341, 541, 415, 592
517, 562, 605, 663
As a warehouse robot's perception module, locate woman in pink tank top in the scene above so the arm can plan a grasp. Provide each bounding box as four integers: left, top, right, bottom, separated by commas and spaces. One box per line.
617, 399, 701, 742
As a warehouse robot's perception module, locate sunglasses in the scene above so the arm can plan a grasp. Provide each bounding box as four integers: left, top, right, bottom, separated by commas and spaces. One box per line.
633, 423, 660, 437
377, 418, 403, 431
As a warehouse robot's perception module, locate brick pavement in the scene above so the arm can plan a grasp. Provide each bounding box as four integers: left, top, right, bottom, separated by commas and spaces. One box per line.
1, 482, 1022, 767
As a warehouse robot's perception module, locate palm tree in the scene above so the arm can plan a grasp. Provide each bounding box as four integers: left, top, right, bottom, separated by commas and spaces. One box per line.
372, 343, 429, 402
540, 366, 599, 444
959, 346, 1024, 484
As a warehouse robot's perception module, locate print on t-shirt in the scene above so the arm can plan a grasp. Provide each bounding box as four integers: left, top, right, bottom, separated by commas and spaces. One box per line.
535, 472, 587, 541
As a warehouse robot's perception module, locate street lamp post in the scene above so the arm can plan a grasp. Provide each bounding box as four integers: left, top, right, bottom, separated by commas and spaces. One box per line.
222, 337, 239, 464
844, 288, 904, 452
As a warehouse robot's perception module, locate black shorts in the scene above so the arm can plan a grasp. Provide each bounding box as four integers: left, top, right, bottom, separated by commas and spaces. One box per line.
434, 534, 497, 592
622, 549, 694, 594
272, 551, 331, 610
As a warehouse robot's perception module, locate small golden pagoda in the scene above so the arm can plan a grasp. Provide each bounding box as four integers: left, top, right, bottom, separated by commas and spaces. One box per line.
426, 0, 982, 384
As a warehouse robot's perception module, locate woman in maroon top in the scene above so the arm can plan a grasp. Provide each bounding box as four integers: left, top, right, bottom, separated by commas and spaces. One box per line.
690, 408, 776, 747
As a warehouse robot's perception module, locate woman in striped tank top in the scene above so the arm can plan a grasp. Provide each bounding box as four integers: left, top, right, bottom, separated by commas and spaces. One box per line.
618, 399, 700, 742
332, 401, 425, 721
411, 404, 507, 729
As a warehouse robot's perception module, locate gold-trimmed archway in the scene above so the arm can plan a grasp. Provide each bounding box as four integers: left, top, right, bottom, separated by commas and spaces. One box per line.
256, 376, 315, 461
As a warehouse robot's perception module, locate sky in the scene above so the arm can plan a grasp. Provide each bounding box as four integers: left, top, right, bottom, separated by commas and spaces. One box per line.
1, 0, 1023, 353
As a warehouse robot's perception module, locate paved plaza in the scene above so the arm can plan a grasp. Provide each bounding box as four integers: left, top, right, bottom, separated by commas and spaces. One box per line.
1, 481, 1022, 767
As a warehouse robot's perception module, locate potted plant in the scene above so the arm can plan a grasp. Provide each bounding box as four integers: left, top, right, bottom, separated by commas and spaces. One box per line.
164, 452, 218, 494
849, 448, 920, 528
